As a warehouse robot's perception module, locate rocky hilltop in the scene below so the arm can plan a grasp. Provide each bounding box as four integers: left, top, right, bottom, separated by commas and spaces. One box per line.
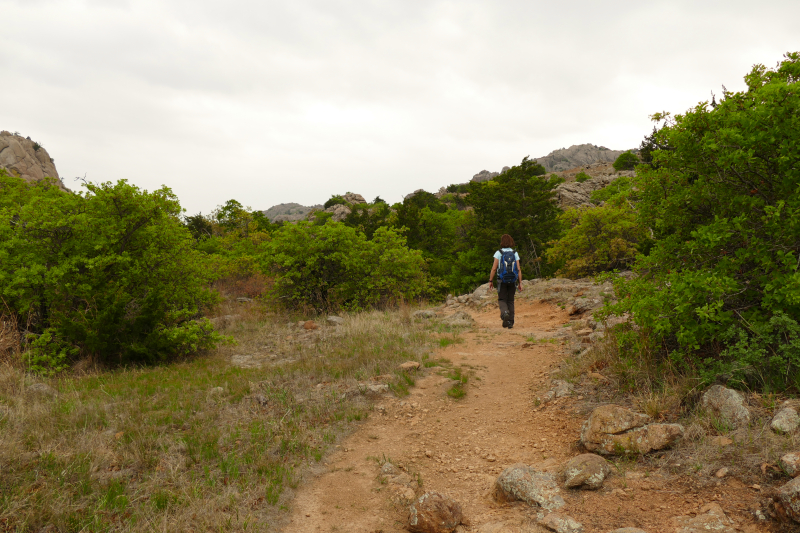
471, 143, 630, 183
262, 202, 323, 223
0, 131, 65, 189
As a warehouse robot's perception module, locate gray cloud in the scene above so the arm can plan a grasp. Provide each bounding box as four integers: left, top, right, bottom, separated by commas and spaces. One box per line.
1, 0, 798, 213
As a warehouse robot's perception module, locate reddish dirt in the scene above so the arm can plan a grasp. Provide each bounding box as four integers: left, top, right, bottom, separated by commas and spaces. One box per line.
283, 301, 774, 533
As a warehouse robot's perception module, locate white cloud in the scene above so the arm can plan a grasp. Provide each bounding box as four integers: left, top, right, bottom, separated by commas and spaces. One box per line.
1, 0, 798, 213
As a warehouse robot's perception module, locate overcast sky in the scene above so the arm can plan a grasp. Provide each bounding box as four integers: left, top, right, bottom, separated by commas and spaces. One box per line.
1, 0, 798, 214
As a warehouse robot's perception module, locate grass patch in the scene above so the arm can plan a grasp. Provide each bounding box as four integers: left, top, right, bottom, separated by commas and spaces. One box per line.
0, 302, 436, 532
445, 367, 469, 400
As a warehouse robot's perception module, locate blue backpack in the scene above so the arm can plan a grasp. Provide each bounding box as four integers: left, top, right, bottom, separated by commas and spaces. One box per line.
498, 249, 519, 283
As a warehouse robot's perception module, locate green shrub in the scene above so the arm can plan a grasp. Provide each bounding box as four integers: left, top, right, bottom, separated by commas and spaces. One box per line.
589, 176, 636, 204
548, 201, 649, 278
324, 195, 347, 209
0, 173, 223, 370
575, 171, 591, 183
604, 52, 800, 390
612, 150, 639, 171
264, 222, 442, 311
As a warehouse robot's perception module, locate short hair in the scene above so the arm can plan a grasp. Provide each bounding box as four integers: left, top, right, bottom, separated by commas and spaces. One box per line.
500, 234, 515, 248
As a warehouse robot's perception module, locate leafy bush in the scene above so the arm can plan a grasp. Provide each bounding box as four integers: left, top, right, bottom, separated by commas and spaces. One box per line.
589, 176, 636, 204
0, 173, 223, 371
324, 195, 347, 209
548, 201, 649, 278
605, 52, 800, 390
575, 171, 591, 183
612, 150, 639, 171
264, 222, 441, 311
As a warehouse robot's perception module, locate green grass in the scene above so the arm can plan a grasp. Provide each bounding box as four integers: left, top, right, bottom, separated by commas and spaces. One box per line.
0, 305, 436, 532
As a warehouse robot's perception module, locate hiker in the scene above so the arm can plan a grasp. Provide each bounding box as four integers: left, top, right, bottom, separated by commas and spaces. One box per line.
488, 234, 523, 328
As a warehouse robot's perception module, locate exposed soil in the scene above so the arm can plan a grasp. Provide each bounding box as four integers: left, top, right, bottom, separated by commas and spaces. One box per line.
282, 301, 776, 533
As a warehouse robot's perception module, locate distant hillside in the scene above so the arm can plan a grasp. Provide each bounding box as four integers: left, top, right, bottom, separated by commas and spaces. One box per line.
262, 202, 323, 222
0, 130, 67, 190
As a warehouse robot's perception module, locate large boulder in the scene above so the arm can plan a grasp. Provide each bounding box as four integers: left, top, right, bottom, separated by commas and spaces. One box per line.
780, 452, 800, 478
407, 492, 464, 533
673, 503, 736, 533
700, 385, 751, 429
0, 131, 63, 188
580, 405, 683, 455
493, 464, 565, 511
774, 476, 800, 523
325, 203, 351, 222
562, 454, 611, 489
771, 406, 799, 434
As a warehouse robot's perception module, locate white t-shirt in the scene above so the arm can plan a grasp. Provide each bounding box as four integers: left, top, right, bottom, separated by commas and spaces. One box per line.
494, 248, 520, 261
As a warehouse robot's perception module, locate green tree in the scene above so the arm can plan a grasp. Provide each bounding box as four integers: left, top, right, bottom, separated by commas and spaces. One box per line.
465, 157, 563, 280
612, 150, 639, 171
606, 52, 800, 390
0, 173, 222, 371
264, 222, 441, 311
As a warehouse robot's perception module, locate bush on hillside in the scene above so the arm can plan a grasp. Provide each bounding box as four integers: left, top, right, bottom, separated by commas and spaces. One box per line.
324, 195, 347, 209
548, 201, 649, 278
575, 171, 591, 183
0, 172, 222, 372
264, 222, 442, 311
605, 52, 800, 391
612, 150, 639, 171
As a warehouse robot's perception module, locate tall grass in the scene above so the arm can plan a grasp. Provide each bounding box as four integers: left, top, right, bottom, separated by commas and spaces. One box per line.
0, 303, 435, 532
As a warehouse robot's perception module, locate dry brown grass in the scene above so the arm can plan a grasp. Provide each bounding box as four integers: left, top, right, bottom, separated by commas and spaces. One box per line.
0, 302, 437, 532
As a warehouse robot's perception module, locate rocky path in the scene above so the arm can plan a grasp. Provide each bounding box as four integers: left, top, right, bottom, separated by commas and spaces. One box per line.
283, 301, 772, 533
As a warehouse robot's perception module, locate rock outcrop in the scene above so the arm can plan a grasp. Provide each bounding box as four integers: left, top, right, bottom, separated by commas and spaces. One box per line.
700, 385, 751, 429
493, 464, 565, 511
673, 503, 736, 533
261, 202, 323, 223
0, 131, 64, 188
538, 512, 584, 533
580, 405, 684, 455
536, 144, 629, 173
407, 492, 464, 533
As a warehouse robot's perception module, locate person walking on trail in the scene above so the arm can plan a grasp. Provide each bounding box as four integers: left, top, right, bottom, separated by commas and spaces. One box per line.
488, 234, 523, 329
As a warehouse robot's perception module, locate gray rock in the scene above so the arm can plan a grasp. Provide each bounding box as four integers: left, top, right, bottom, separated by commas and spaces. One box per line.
543, 380, 574, 402
673, 503, 736, 533
536, 144, 628, 173
539, 513, 584, 533
441, 311, 475, 328
700, 385, 751, 428
0, 131, 64, 188
407, 492, 463, 533
562, 454, 611, 489
471, 170, 500, 183
236, 297, 253, 303
261, 202, 323, 223
775, 476, 800, 523
342, 193, 366, 204
27, 383, 58, 398
493, 463, 565, 511
380, 462, 399, 476
325, 203, 351, 222
771, 407, 799, 434
780, 452, 800, 478
580, 405, 683, 455
413, 309, 437, 319
326, 315, 345, 325
366, 383, 389, 394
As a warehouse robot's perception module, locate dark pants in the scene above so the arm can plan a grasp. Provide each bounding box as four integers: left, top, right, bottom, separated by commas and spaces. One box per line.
498, 282, 516, 325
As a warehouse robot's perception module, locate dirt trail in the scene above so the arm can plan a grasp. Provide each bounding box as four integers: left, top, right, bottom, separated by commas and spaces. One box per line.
283, 302, 770, 533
